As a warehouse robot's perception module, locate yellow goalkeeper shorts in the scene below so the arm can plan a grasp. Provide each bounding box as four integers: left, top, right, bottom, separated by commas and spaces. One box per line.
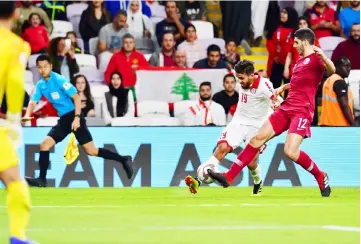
0, 130, 19, 173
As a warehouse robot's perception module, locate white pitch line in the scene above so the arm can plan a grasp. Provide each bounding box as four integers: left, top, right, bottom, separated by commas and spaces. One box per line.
0, 225, 358, 233
0, 203, 346, 209
323, 225, 360, 232
141, 225, 360, 232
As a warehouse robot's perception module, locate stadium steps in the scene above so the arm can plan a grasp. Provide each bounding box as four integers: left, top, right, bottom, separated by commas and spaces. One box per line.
236, 39, 268, 71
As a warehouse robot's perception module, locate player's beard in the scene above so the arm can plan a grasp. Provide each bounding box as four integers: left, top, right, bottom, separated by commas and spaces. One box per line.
297, 46, 305, 56
200, 96, 211, 101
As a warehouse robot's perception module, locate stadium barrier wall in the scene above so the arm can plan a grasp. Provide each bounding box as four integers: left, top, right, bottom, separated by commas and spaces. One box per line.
9, 127, 361, 188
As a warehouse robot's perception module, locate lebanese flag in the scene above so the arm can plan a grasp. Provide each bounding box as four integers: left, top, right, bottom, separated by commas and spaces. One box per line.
135, 67, 229, 102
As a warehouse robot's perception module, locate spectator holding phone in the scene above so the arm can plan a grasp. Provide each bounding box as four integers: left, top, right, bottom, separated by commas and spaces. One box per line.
66, 31, 82, 54
48, 37, 79, 80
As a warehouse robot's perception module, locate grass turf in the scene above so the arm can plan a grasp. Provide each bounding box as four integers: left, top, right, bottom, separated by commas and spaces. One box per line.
0, 187, 359, 244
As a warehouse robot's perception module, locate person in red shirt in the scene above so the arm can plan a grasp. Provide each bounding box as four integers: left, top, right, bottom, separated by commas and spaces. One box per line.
208, 28, 336, 197
331, 23, 360, 70
22, 13, 49, 54
266, 7, 298, 89
104, 33, 149, 87
303, 1, 341, 39
284, 16, 320, 80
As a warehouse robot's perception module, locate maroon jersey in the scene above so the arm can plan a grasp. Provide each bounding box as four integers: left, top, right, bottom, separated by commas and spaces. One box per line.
281, 53, 325, 114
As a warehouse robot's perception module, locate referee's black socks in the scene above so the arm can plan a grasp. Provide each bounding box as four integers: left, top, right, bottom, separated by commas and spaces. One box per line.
39, 151, 50, 180
98, 148, 127, 163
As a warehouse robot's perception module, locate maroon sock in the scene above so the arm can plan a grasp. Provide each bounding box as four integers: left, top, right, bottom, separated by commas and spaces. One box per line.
296, 151, 323, 180
225, 144, 260, 182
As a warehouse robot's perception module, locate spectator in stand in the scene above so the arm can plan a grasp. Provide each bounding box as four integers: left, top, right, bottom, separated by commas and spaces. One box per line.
48, 37, 79, 80
66, 31, 82, 54
98, 10, 128, 54
212, 74, 239, 115
251, 0, 269, 47
266, 7, 298, 89
178, 1, 219, 38
41, 0, 67, 21
102, 72, 135, 125
22, 13, 49, 54
105, 0, 151, 20
178, 24, 206, 68
220, 1, 252, 55
155, 1, 188, 46
149, 32, 176, 67
183, 81, 226, 126
79, 0, 111, 52
177, 1, 207, 21
303, 1, 341, 39
105, 33, 148, 87
193, 44, 228, 69
71, 75, 96, 117
339, 1, 360, 37
319, 57, 355, 126
126, 0, 154, 39
284, 16, 320, 80
221, 39, 241, 69
174, 50, 187, 68
13, 0, 53, 36
331, 23, 360, 69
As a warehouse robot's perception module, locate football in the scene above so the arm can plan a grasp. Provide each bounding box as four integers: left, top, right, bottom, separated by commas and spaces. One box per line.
197, 164, 215, 184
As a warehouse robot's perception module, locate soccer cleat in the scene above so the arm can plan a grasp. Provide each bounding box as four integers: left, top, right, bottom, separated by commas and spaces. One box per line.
252, 181, 263, 195
25, 177, 47, 187
318, 172, 331, 197
207, 169, 230, 188
10, 237, 39, 244
121, 156, 134, 179
184, 175, 200, 194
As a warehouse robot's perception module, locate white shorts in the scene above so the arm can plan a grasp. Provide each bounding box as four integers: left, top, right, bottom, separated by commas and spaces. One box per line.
217, 122, 261, 151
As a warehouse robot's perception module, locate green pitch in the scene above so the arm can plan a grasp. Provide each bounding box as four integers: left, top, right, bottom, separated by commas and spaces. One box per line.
0, 187, 359, 244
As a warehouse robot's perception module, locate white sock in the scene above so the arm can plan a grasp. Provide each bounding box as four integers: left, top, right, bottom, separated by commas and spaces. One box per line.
250, 165, 262, 184
205, 156, 220, 166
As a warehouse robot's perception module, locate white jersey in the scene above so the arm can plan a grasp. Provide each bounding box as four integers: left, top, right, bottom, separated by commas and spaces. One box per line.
232, 75, 274, 128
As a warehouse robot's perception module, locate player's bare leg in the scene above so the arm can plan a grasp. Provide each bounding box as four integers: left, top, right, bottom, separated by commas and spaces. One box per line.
208, 120, 275, 187
186, 142, 263, 194
185, 142, 230, 194
247, 157, 262, 195
0, 167, 34, 244
284, 133, 331, 197
26, 136, 56, 187
82, 141, 134, 179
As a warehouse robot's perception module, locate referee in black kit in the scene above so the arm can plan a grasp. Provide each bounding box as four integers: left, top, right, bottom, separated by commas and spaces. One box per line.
23, 55, 134, 187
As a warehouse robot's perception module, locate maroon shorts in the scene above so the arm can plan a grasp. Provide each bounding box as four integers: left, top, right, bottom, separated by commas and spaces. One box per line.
269, 108, 312, 138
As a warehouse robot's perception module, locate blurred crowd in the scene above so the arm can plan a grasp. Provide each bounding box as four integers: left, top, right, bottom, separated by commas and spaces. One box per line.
1, 0, 360, 127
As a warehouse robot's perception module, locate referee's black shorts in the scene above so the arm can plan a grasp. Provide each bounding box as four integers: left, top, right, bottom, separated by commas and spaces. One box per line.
47, 111, 93, 145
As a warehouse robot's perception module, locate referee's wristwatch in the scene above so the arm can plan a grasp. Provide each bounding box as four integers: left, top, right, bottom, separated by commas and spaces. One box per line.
75, 114, 81, 118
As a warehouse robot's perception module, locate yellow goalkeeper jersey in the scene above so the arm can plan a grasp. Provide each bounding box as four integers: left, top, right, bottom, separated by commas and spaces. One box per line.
0, 26, 30, 128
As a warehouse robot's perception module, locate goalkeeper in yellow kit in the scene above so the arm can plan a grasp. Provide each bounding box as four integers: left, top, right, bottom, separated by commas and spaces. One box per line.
0, 2, 36, 244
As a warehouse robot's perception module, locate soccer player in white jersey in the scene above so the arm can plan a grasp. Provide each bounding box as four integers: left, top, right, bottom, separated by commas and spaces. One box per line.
185, 60, 280, 194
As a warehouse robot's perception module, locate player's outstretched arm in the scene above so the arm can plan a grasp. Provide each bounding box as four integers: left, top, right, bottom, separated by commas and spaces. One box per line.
313, 45, 336, 74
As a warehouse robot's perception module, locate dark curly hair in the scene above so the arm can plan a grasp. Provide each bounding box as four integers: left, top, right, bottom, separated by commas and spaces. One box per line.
234, 60, 255, 75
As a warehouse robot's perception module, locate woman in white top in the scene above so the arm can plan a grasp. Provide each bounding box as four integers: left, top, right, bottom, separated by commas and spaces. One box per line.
178, 24, 206, 68
126, 0, 154, 39
102, 72, 135, 125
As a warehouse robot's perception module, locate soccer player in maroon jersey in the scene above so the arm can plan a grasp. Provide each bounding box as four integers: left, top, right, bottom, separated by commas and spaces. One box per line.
208, 28, 335, 197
